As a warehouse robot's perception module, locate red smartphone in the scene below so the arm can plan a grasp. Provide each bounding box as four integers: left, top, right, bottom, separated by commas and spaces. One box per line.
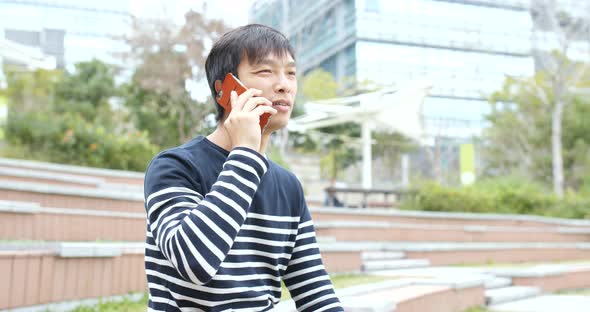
216, 73, 271, 130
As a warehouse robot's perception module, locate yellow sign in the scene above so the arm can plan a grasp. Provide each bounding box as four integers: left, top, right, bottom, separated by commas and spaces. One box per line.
460, 143, 475, 185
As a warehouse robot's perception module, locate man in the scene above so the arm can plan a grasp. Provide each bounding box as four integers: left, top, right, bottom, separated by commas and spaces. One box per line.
143, 24, 343, 311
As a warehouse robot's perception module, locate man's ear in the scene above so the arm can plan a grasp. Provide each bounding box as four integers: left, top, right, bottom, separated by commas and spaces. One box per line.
214, 79, 222, 98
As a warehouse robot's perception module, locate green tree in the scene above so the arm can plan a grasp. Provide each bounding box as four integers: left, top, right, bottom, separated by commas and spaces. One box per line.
122, 80, 214, 148
119, 10, 228, 144
54, 59, 118, 124
3, 67, 61, 114
2, 60, 158, 171
529, 0, 590, 197
372, 130, 420, 182
301, 68, 339, 101
484, 72, 590, 192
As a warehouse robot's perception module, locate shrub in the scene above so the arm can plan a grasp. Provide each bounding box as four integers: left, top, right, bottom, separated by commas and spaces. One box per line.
401, 177, 590, 219
4, 111, 157, 172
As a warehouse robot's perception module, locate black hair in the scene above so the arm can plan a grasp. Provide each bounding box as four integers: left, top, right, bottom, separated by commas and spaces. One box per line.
205, 24, 296, 121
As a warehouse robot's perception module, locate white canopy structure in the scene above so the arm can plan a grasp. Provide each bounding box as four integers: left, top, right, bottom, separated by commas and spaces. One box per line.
288, 79, 433, 189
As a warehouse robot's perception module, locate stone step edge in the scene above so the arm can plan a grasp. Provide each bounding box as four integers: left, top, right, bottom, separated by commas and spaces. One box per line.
0, 242, 145, 258
483, 264, 590, 278
276, 275, 486, 311
0, 157, 144, 179
0, 180, 143, 201
0, 167, 104, 185
485, 277, 513, 289
0, 200, 144, 218
362, 259, 431, 271
318, 241, 590, 252
362, 251, 407, 260
315, 220, 590, 234
2, 292, 146, 312
2, 201, 588, 235
310, 207, 590, 227
0, 168, 144, 192
485, 286, 541, 305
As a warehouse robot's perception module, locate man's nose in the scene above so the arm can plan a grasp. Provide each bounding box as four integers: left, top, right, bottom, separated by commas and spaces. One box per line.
273, 74, 291, 93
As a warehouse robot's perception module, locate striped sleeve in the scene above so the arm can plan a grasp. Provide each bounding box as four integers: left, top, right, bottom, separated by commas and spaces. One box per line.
144, 147, 268, 285
283, 203, 343, 312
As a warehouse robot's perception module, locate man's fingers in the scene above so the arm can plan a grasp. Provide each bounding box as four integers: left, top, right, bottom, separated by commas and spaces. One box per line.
252, 105, 277, 116
230, 91, 238, 111
242, 96, 273, 112
231, 88, 262, 111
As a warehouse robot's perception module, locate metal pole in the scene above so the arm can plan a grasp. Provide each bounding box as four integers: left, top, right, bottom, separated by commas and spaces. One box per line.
401, 153, 410, 187
362, 120, 372, 189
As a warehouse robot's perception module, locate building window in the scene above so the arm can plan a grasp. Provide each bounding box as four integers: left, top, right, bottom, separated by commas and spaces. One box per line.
365, 0, 379, 12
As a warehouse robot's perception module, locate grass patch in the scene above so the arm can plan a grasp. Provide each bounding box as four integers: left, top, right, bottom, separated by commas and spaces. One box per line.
61, 274, 396, 311
280, 273, 397, 300
66, 293, 147, 312
556, 288, 590, 296
330, 273, 397, 289
462, 307, 493, 312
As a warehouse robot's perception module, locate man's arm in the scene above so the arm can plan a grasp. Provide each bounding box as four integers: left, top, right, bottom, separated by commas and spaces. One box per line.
282, 201, 343, 312
144, 147, 268, 285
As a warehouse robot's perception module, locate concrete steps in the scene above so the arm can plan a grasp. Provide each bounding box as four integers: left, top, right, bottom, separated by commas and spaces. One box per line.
311, 207, 590, 230
489, 295, 590, 312
0, 200, 145, 241
363, 259, 431, 271
0, 157, 144, 186
362, 251, 406, 261
0, 180, 143, 212
315, 219, 590, 243
0, 241, 145, 310
485, 277, 513, 289
310, 263, 590, 311
2, 157, 590, 311
0, 167, 143, 192
361, 250, 429, 272
276, 275, 486, 312
319, 242, 590, 273
485, 286, 541, 305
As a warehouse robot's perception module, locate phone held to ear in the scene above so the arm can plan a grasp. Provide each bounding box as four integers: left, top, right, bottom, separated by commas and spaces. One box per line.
216, 73, 271, 131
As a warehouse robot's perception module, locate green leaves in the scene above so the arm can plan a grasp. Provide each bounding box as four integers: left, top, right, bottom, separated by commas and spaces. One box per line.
301, 68, 339, 101
118, 11, 229, 145
483, 61, 590, 192
402, 176, 590, 219
1, 10, 232, 169
2, 59, 158, 171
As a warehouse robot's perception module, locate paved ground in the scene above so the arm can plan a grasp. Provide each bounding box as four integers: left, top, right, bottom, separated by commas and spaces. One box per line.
369, 265, 590, 311
489, 295, 590, 312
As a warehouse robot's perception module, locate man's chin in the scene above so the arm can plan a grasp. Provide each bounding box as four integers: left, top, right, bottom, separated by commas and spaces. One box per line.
264, 118, 289, 134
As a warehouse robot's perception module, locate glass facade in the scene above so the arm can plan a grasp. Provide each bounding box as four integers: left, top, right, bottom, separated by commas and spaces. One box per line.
355, 1, 532, 56
250, 0, 536, 122
0, 0, 132, 69
355, 42, 533, 98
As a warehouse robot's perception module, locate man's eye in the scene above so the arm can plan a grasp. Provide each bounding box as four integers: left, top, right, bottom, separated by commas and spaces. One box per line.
257, 70, 271, 74
288, 71, 297, 76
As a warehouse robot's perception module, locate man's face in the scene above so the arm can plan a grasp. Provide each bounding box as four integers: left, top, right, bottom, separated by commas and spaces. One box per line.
236, 52, 298, 133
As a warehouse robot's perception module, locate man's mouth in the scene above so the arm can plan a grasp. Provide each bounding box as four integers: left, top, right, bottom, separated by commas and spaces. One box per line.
272, 100, 291, 113
272, 101, 290, 107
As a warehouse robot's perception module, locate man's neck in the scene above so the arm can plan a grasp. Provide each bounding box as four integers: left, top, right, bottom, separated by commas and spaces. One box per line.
207, 126, 271, 155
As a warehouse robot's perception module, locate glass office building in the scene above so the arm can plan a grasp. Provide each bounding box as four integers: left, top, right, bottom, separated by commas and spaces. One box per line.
0, 0, 133, 69
249, 0, 535, 129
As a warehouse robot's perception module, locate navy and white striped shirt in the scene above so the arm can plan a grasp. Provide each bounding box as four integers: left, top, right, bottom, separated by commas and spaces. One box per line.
144, 136, 343, 311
